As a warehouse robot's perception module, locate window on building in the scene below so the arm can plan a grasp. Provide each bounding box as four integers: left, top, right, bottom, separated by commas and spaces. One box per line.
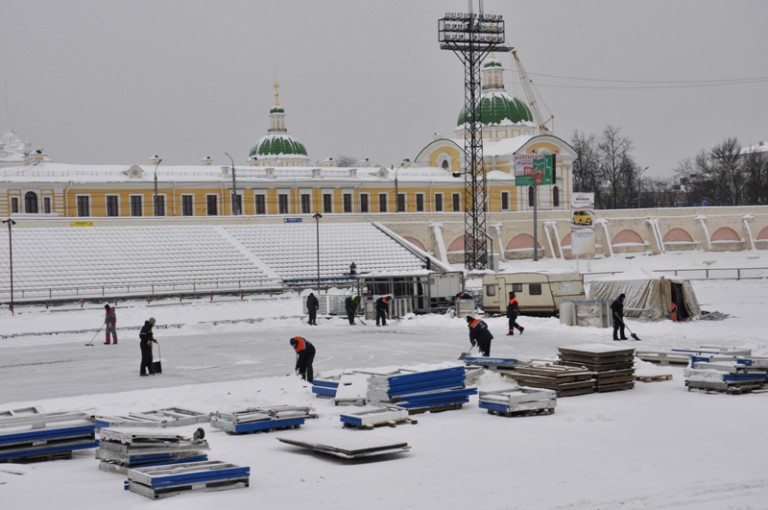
254, 194, 266, 215
434, 193, 443, 212
24, 192, 38, 214
155, 195, 166, 216
106, 195, 119, 217
76, 196, 90, 217
130, 195, 143, 217
278, 194, 289, 214
323, 193, 333, 213
442, 160, 450, 170
501, 191, 510, 211
416, 193, 425, 212
553, 186, 560, 208
378, 193, 388, 213
452, 193, 461, 212
206, 195, 218, 216
396, 193, 406, 212
181, 195, 194, 216
343, 193, 352, 213
10, 197, 19, 214
43, 197, 51, 214
360, 193, 369, 213
300, 193, 311, 214
528, 186, 535, 208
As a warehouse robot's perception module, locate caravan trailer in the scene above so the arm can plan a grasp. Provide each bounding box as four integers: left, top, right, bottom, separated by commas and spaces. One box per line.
482, 271, 585, 316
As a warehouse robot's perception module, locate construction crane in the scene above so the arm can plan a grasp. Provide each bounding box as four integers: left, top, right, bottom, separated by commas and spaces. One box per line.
512, 49, 554, 134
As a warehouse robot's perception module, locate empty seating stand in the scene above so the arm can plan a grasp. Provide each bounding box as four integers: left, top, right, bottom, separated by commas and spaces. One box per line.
0, 222, 426, 302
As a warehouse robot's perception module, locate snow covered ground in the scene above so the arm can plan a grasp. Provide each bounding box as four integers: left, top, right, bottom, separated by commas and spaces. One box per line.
1, 250, 768, 509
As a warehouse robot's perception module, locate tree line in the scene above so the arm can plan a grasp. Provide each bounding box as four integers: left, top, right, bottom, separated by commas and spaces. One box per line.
570, 126, 768, 209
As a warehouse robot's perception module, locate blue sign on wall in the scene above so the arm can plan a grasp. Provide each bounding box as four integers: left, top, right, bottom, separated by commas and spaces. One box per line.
284, 218, 303, 223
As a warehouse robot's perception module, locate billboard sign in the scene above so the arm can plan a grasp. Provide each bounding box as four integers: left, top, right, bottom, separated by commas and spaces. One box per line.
514, 154, 554, 186
570, 192, 595, 257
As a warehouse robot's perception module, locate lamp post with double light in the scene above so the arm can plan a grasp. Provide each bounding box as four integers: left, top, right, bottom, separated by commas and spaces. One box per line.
313, 212, 322, 291
150, 155, 162, 216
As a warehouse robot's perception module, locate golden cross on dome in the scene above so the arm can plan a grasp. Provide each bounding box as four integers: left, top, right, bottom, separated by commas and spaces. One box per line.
273, 81, 281, 107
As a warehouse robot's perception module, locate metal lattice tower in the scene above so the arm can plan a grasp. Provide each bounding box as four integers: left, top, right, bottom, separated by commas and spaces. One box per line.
439, 6, 511, 270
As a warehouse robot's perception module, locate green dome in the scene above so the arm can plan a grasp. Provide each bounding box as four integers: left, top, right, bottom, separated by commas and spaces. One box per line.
457, 91, 533, 126
249, 134, 308, 158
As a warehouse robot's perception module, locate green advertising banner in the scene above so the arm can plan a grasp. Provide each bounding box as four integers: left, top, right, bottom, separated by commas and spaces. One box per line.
514, 154, 554, 186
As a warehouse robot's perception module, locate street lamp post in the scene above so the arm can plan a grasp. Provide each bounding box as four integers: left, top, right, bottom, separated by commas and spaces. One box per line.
150, 155, 162, 216
313, 212, 322, 291
394, 159, 409, 213
2, 218, 16, 315
225, 152, 239, 215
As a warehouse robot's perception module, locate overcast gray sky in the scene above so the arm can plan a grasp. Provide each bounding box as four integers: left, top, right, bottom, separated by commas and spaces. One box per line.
2, 0, 767, 178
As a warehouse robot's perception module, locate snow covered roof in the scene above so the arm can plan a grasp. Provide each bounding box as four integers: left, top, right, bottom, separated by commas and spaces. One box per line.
0, 161, 498, 184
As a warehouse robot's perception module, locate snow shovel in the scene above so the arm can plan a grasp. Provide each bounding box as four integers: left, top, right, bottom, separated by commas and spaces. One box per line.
84, 324, 105, 346
152, 341, 163, 374
615, 314, 641, 341
458, 344, 476, 361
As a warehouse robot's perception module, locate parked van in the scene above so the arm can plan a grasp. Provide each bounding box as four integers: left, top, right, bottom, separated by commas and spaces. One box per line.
482, 271, 585, 316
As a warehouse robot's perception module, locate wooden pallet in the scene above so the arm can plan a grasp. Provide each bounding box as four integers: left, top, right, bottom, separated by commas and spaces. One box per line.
406, 403, 464, 415
634, 374, 673, 383
1, 451, 73, 463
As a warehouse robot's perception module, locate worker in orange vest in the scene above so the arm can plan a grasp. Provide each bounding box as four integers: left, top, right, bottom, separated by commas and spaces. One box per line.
376, 295, 390, 326
289, 336, 316, 382
506, 291, 524, 336
466, 315, 493, 357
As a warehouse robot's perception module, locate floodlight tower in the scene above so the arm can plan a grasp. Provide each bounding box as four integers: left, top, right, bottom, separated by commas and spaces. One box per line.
439, 3, 511, 270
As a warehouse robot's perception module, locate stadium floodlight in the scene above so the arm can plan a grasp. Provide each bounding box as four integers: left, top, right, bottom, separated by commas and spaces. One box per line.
438, 4, 511, 270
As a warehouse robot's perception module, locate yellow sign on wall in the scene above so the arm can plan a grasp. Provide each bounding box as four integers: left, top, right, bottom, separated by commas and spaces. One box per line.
70, 221, 94, 227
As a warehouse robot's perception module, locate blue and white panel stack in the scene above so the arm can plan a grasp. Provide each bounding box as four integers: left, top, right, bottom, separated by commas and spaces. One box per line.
478, 387, 557, 416
211, 405, 315, 434
125, 460, 250, 499
367, 366, 476, 413
97, 429, 209, 473
685, 357, 768, 392
0, 411, 98, 462
312, 377, 339, 398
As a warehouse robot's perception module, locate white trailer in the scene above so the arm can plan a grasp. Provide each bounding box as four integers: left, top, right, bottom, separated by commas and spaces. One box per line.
482, 271, 585, 315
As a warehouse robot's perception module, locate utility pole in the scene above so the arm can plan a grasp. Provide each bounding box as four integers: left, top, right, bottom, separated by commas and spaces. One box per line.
2, 218, 16, 315
313, 213, 322, 291
225, 152, 239, 215
150, 155, 162, 216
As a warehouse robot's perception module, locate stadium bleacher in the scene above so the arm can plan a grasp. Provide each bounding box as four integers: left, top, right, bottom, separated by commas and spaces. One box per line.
0, 222, 426, 301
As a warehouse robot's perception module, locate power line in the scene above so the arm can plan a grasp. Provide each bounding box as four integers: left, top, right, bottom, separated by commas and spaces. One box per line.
530, 79, 768, 90
526, 71, 768, 85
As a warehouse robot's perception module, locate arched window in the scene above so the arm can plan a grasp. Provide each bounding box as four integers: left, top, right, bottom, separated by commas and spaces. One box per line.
441, 159, 449, 170
553, 186, 560, 207
24, 191, 39, 214
528, 186, 535, 207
